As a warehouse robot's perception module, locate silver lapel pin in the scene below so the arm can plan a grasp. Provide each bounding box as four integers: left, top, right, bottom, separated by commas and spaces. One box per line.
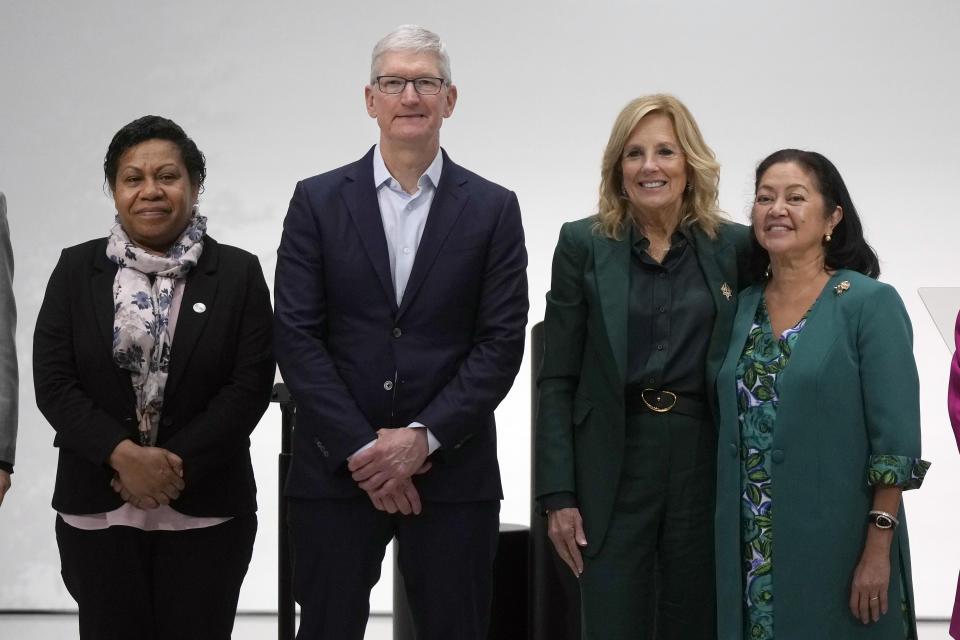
192, 302, 207, 313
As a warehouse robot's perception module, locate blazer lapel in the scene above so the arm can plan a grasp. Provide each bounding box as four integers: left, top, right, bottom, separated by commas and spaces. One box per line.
769, 270, 848, 413
92, 247, 119, 353
397, 150, 468, 320
593, 233, 630, 385
342, 147, 397, 311
164, 238, 219, 399
92, 244, 137, 402
718, 285, 763, 429
691, 228, 732, 319
691, 228, 739, 400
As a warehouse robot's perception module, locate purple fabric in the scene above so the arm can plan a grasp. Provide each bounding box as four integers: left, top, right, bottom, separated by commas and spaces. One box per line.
949, 312, 960, 638
949, 311, 960, 449
952, 572, 960, 639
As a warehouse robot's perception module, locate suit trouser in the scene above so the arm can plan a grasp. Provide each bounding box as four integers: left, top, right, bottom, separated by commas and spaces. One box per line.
578, 411, 717, 640
55, 513, 257, 640
288, 496, 499, 640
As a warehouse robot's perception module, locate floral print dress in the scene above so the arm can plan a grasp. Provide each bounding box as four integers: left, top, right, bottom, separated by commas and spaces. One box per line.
736, 299, 926, 640
735, 300, 803, 640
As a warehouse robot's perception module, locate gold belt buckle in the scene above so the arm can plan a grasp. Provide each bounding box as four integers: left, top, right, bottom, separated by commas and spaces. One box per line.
641, 388, 677, 413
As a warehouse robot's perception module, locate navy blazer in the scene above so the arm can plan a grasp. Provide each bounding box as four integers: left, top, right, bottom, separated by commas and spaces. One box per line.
33, 236, 275, 517
275, 147, 528, 503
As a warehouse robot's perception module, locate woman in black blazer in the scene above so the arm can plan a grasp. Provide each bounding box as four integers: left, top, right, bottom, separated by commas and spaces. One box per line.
33, 115, 274, 640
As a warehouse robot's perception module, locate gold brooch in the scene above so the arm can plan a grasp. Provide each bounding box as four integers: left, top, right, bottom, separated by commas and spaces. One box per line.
834, 281, 851, 296
720, 282, 732, 300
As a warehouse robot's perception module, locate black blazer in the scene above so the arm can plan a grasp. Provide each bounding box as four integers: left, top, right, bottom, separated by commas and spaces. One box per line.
33, 236, 275, 517
275, 147, 528, 502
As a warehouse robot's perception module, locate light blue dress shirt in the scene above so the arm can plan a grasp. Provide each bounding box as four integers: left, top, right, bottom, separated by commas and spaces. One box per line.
373, 145, 442, 303
350, 147, 442, 460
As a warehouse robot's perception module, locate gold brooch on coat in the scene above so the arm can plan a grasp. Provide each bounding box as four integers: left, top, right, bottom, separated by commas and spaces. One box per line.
834, 280, 851, 296
720, 282, 732, 300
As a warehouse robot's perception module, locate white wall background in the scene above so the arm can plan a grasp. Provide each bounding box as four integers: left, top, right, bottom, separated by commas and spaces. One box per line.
1, 0, 958, 618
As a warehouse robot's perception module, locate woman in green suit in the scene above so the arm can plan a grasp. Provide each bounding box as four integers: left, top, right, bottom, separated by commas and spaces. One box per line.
714, 149, 930, 640
535, 94, 750, 639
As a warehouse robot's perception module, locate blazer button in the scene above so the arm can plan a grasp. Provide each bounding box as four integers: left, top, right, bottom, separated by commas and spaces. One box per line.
728, 443, 738, 458
383, 380, 394, 391
772, 449, 785, 463
313, 437, 329, 457
392, 327, 402, 338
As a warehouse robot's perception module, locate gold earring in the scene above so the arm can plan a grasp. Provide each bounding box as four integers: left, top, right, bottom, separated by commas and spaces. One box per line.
824, 233, 832, 243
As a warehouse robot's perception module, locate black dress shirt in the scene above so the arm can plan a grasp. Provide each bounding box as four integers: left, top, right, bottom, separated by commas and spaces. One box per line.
540, 224, 716, 513
626, 224, 713, 397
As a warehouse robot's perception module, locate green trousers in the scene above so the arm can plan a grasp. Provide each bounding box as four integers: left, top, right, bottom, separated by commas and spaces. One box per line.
579, 410, 717, 640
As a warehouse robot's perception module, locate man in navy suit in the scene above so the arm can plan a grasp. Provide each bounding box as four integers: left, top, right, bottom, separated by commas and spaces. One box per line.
274, 25, 528, 640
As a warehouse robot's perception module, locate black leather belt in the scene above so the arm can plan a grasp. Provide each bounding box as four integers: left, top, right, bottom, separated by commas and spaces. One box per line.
625, 385, 709, 420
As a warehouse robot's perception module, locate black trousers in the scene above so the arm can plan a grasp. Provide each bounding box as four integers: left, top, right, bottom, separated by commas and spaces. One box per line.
288, 496, 500, 640
579, 411, 717, 640
56, 513, 257, 640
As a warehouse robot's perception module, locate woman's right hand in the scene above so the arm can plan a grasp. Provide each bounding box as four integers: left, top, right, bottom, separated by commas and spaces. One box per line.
547, 507, 588, 576
108, 440, 185, 508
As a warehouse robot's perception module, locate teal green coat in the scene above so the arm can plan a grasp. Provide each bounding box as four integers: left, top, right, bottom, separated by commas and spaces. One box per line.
715, 270, 922, 639
535, 216, 750, 555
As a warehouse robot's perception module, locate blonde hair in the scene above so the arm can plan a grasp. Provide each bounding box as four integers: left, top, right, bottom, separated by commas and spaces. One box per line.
596, 94, 725, 240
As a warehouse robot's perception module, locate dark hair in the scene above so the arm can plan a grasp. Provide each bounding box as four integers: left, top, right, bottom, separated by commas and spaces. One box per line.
748, 148, 879, 281
103, 115, 206, 192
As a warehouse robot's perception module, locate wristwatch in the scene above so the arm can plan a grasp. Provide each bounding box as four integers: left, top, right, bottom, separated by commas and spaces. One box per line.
867, 510, 899, 530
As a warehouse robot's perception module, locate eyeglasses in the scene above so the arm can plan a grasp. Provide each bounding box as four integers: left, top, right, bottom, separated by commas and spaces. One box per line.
375, 76, 446, 95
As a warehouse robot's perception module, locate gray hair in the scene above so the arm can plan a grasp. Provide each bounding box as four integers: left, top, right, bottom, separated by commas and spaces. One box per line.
370, 25, 452, 84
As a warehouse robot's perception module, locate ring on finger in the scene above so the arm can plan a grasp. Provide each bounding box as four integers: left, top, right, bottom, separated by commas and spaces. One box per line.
869, 595, 880, 601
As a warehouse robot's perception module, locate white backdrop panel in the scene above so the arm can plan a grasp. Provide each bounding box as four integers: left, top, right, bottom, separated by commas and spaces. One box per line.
1, 0, 958, 617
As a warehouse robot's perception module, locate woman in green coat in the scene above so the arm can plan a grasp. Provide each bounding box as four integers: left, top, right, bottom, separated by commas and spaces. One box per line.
714, 149, 930, 640
535, 94, 750, 639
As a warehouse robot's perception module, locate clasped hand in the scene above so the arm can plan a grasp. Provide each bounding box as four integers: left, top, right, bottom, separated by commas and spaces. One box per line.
108, 439, 185, 509
348, 428, 431, 515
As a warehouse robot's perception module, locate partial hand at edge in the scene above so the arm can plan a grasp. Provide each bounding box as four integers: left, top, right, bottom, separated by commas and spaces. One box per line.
547, 507, 587, 576
0, 469, 9, 507
108, 440, 185, 509
348, 427, 430, 492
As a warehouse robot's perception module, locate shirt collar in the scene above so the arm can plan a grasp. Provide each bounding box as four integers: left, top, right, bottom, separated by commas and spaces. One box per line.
373, 145, 444, 192
629, 221, 694, 248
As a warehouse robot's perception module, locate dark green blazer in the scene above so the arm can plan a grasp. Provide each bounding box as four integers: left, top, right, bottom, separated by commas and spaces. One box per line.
534, 215, 749, 555
714, 270, 923, 639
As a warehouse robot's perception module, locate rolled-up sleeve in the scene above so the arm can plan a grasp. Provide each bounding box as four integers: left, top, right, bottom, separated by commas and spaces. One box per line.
857, 283, 930, 490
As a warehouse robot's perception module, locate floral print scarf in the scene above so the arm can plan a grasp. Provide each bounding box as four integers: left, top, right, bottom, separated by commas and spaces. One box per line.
105, 215, 206, 445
